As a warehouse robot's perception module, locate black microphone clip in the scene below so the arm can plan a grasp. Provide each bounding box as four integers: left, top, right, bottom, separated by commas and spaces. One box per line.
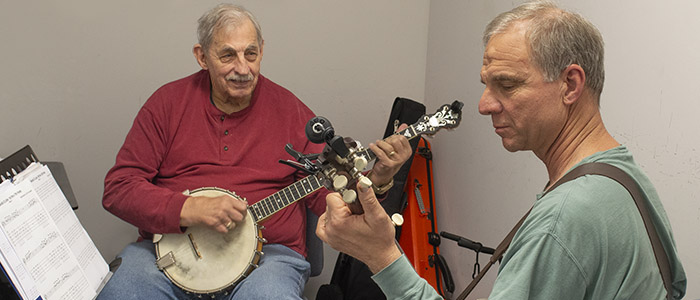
305, 116, 350, 158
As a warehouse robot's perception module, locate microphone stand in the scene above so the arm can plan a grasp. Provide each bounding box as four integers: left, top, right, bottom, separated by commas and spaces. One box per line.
440, 231, 497, 279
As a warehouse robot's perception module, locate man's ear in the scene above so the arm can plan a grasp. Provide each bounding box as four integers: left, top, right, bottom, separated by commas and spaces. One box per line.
562, 64, 585, 105
258, 39, 265, 60
193, 44, 208, 70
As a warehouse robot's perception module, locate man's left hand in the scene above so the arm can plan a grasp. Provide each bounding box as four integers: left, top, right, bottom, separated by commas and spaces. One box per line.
367, 124, 411, 188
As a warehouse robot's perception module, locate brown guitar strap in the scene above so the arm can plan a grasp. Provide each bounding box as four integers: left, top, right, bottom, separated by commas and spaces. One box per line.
456, 162, 673, 300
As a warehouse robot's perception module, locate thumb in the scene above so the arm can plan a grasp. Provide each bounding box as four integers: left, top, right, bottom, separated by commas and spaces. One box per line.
396, 123, 409, 132
356, 181, 382, 215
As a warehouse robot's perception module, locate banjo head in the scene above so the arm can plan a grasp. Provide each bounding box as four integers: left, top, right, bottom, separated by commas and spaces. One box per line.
155, 187, 263, 294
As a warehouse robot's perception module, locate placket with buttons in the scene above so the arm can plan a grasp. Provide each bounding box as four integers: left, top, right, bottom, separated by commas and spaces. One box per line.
220, 115, 230, 154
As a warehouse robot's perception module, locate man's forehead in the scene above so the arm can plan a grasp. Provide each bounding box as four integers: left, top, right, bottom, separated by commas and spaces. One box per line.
482, 28, 531, 77
485, 33, 528, 59
484, 21, 530, 58
211, 19, 259, 49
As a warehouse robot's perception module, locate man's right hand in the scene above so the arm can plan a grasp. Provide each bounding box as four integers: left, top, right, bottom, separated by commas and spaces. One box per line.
179, 195, 248, 233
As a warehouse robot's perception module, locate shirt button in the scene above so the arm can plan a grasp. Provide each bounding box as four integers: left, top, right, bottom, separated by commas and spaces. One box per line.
224, 146, 229, 151
224, 130, 229, 135
220, 115, 225, 121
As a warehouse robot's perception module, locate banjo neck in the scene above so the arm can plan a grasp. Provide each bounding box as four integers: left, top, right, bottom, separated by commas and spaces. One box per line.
248, 175, 324, 223
355, 124, 423, 163
248, 125, 421, 223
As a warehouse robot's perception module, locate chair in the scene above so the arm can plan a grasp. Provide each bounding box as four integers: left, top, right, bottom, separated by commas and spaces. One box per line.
305, 208, 323, 277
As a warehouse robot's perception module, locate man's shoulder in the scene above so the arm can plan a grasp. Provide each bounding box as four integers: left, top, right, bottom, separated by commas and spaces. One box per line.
257, 75, 300, 100
156, 70, 208, 95
544, 174, 632, 212
543, 146, 650, 211
255, 74, 314, 116
144, 70, 208, 108
527, 169, 639, 239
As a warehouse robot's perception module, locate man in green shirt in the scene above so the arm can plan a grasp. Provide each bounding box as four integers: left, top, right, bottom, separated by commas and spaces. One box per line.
316, 1, 687, 299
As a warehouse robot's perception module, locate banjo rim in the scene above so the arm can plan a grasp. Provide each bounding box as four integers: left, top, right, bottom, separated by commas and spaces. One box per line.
155, 187, 264, 295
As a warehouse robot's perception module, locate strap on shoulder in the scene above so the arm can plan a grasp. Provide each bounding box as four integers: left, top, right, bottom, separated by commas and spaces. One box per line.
456, 162, 673, 300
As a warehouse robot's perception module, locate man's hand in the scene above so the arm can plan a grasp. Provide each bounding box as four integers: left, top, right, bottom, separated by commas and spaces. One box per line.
317, 182, 402, 274
367, 124, 412, 188
180, 194, 248, 233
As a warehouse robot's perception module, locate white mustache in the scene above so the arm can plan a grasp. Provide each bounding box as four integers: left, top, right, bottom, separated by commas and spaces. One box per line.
226, 74, 254, 82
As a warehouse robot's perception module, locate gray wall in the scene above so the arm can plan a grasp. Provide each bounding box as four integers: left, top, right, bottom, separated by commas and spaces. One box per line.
426, 1, 699, 298
0, 1, 429, 298
1, 0, 698, 299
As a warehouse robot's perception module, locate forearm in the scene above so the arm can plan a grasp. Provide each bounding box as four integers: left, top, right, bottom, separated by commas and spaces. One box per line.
103, 168, 188, 234
372, 255, 443, 300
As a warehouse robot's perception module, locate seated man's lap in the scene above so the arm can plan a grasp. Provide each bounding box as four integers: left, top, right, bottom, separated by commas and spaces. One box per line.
231, 243, 311, 300
97, 240, 187, 299
97, 241, 310, 300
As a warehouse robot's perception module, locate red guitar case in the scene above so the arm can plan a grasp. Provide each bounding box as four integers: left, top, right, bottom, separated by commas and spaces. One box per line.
398, 137, 454, 297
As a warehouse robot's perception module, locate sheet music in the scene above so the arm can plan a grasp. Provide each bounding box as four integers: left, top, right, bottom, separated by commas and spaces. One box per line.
0, 180, 42, 300
0, 163, 109, 299
15, 163, 109, 291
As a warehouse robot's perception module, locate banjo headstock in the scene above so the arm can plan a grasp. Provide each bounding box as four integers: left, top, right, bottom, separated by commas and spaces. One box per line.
286, 101, 464, 214
401, 100, 463, 139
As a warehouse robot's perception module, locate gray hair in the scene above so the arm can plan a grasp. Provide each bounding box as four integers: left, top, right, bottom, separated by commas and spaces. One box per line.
197, 4, 263, 52
484, 1, 605, 102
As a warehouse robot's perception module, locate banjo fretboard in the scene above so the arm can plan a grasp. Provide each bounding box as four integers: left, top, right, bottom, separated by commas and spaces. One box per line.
355, 124, 422, 163
249, 175, 323, 222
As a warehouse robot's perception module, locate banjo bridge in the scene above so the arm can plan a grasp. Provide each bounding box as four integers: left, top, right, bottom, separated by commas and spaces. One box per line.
187, 233, 202, 259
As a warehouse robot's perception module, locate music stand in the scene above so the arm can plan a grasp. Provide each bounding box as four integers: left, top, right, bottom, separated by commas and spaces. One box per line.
0, 145, 80, 299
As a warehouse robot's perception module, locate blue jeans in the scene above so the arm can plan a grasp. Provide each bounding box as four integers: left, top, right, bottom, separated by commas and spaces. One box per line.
97, 240, 310, 300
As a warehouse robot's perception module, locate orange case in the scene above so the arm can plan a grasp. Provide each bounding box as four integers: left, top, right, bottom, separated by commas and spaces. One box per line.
398, 138, 441, 291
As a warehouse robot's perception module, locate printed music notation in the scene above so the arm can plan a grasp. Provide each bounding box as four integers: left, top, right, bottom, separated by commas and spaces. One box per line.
0, 162, 110, 300
22, 232, 59, 265
1, 196, 38, 227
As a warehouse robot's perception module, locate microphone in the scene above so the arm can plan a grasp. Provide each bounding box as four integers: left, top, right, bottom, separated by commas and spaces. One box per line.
440, 231, 495, 255
305, 116, 334, 144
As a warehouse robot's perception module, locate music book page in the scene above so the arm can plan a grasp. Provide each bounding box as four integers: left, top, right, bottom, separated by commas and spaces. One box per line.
0, 180, 42, 300
0, 162, 109, 300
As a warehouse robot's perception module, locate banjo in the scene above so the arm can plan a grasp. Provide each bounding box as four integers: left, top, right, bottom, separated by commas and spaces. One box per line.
153, 101, 463, 295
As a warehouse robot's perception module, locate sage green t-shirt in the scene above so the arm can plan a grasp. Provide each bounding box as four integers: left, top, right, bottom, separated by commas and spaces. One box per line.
372, 146, 686, 299
489, 146, 685, 299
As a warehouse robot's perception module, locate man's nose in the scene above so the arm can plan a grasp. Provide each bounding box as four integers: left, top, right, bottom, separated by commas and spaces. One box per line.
233, 55, 250, 75
478, 88, 502, 115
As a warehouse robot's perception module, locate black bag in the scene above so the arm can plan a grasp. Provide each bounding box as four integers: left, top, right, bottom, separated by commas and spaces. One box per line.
316, 97, 426, 300
380, 97, 426, 221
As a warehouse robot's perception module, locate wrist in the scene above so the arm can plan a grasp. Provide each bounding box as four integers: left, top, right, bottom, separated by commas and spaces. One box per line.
366, 170, 394, 195
179, 196, 195, 227
367, 247, 403, 274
